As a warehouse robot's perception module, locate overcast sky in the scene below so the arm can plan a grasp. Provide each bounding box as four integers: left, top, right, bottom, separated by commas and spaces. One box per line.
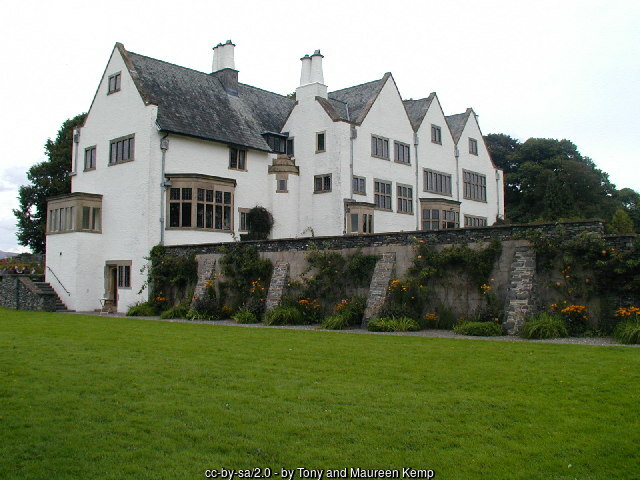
1, 0, 638, 252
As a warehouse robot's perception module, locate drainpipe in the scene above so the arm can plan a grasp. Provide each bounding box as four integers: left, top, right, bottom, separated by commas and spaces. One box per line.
454, 145, 460, 201
349, 125, 356, 199
414, 132, 420, 231
159, 134, 170, 245
71, 128, 80, 175
495, 169, 502, 220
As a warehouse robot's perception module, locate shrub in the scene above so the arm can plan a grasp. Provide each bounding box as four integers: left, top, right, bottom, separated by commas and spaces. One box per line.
334, 296, 366, 326
615, 321, 640, 344
159, 304, 189, 319
126, 302, 157, 317
368, 317, 420, 332
454, 321, 503, 336
422, 313, 440, 329
521, 312, 569, 339
187, 284, 224, 320
232, 308, 259, 324
263, 306, 305, 326
557, 304, 589, 336
322, 314, 351, 330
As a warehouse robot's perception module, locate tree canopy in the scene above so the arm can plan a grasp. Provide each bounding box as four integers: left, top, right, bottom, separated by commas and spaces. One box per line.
485, 134, 637, 230
13, 113, 86, 253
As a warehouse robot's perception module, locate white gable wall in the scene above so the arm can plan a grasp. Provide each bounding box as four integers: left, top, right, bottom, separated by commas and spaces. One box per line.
282, 96, 349, 237
457, 114, 503, 223
47, 47, 159, 312
416, 96, 459, 202
352, 77, 416, 233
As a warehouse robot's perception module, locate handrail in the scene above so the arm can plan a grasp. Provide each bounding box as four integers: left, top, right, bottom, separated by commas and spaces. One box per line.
46, 266, 71, 296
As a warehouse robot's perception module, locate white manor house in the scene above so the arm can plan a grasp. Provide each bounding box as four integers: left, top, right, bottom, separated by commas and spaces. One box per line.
46, 41, 505, 312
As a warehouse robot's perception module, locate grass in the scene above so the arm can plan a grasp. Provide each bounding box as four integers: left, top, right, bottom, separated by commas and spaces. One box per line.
1, 308, 639, 479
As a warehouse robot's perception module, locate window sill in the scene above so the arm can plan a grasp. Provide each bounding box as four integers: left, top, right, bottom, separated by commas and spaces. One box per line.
228, 167, 247, 172
315, 150, 326, 154
431, 141, 442, 145
372, 155, 390, 161
276, 190, 288, 193
469, 152, 479, 156
394, 161, 411, 166
374, 207, 392, 212
107, 89, 121, 95
108, 158, 134, 166
353, 191, 366, 196
166, 227, 234, 232
424, 190, 453, 197
397, 210, 414, 215
83, 168, 96, 172
313, 190, 332, 194
463, 197, 487, 203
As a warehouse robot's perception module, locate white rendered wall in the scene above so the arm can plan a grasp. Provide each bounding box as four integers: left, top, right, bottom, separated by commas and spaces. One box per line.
457, 114, 503, 223
416, 96, 459, 203
349, 77, 417, 233
282, 89, 349, 237
48, 47, 160, 312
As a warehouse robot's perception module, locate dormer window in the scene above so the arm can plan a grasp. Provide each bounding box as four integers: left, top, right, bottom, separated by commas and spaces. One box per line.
108, 72, 121, 94
263, 133, 293, 155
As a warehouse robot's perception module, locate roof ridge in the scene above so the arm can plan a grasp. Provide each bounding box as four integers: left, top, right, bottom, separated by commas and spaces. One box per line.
329, 76, 384, 95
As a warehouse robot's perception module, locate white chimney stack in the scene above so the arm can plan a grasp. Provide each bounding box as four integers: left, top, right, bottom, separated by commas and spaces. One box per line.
212, 39, 235, 72
299, 54, 311, 86
309, 50, 324, 84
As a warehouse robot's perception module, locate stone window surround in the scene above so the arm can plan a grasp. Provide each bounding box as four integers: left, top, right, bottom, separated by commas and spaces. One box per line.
431, 124, 442, 145
229, 146, 247, 171
419, 198, 461, 231
46, 192, 103, 235
165, 173, 236, 232
423, 168, 453, 196
352, 175, 366, 196
108, 134, 135, 166
464, 214, 488, 227
105, 260, 132, 290
107, 72, 121, 95
396, 183, 414, 214
238, 208, 250, 232
314, 173, 332, 193
393, 141, 411, 165
469, 137, 479, 155
84, 145, 97, 171
345, 201, 374, 235
316, 131, 326, 153
276, 174, 288, 193
371, 134, 390, 160
463, 169, 487, 203
374, 178, 392, 211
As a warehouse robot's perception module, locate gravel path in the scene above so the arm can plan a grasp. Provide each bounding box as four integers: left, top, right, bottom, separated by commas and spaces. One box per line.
67, 311, 638, 347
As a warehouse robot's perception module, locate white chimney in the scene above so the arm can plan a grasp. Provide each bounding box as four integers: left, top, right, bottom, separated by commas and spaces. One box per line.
212, 39, 235, 72
295, 49, 327, 101
299, 54, 311, 86
310, 50, 324, 84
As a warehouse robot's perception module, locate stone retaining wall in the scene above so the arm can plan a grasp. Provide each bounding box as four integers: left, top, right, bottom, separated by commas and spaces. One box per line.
0, 275, 58, 312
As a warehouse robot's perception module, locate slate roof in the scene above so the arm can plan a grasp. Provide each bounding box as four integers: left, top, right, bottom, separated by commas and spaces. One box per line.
321, 75, 390, 124
403, 94, 436, 131
120, 44, 295, 152
445, 109, 473, 144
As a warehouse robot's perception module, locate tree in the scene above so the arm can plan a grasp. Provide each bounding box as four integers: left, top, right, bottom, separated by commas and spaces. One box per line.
485, 135, 620, 224
609, 207, 635, 234
13, 113, 86, 253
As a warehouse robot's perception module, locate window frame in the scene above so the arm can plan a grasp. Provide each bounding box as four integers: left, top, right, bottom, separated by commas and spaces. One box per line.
464, 215, 488, 228
463, 169, 487, 202
229, 147, 247, 171
84, 146, 97, 171
276, 174, 288, 193
352, 176, 366, 196
374, 179, 392, 210
420, 199, 461, 231
165, 174, 235, 232
396, 183, 414, 214
431, 125, 442, 145
107, 72, 121, 94
238, 208, 250, 232
316, 131, 326, 153
108, 134, 135, 165
314, 174, 332, 193
469, 138, 479, 155
371, 135, 390, 160
46, 193, 103, 235
423, 168, 453, 196
347, 205, 374, 235
394, 141, 411, 165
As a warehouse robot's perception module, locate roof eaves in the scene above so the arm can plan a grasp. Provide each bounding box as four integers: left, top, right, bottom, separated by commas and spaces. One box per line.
158, 128, 273, 153
117, 43, 155, 106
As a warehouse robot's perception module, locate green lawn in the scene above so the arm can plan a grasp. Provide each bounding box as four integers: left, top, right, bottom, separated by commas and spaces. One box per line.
1, 309, 639, 479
